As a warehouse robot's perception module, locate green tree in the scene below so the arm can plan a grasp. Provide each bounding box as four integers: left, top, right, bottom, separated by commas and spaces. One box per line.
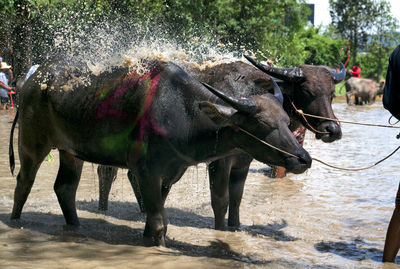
358, 32, 399, 81
0, 0, 342, 77
363, 0, 398, 81
297, 26, 346, 66
159, 0, 310, 64
329, 0, 381, 65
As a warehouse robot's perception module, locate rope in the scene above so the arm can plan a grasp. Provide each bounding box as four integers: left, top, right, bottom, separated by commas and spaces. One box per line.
291, 101, 329, 134
296, 109, 400, 129
389, 115, 400, 126
236, 123, 400, 171
239, 124, 400, 171
237, 123, 400, 172
236, 127, 298, 158
312, 145, 400, 171
213, 105, 400, 171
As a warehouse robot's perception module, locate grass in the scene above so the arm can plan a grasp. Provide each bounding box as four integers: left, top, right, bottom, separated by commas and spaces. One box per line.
335, 81, 346, 96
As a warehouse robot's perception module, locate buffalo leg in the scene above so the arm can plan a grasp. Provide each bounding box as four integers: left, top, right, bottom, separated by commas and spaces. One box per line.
142, 167, 186, 245
354, 96, 360, 105
369, 94, 376, 105
127, 170, 146, 213
346, 91, 358, 105
97, 165, 118, 211
208, 159, 231, 230
228, 165, 250, 229
54, 150, 83, 226
127, 166, 185, 214
11, 148, 50, 220
346, 92, 352, 105
136, 169, 167, 246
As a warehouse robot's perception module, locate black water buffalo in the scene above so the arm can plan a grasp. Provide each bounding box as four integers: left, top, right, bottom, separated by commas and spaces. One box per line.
97, 56, 346, 230
345, 77, 385, 105
9, 54, 312, 246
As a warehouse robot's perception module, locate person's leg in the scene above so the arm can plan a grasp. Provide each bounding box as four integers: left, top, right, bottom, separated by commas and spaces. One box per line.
383, 184, 400, 262
0, 89, 10, 109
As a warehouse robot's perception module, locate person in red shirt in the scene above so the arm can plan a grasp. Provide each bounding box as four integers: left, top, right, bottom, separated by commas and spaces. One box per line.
350, 62, 361, 78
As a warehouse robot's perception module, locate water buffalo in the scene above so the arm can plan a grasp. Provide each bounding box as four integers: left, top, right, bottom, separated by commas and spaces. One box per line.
9, 54, 312, 246
97, 56, 346, 230
345, 77, 385, 105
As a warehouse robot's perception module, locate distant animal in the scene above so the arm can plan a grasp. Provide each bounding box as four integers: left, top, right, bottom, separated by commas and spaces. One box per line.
345, 77, 385, 105
97, 56, 346, 231
9, 54, 312, 246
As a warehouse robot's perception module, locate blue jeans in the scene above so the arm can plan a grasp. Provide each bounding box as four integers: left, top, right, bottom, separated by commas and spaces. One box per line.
0, 89, 10, 103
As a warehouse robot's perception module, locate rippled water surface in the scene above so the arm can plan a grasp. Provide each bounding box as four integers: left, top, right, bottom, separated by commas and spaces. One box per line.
1, 102, 400, 268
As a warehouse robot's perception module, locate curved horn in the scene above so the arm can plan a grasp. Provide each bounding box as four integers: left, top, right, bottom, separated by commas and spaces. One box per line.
244, 55, 305, 82
270, 78, 283, 104
329, 62, 346, 84
201, 82, 257, 114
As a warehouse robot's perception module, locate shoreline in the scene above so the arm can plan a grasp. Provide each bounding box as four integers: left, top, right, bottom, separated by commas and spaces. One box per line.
333, 95, 383, 103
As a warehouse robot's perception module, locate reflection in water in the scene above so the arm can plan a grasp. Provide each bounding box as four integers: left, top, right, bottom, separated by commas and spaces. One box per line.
1, 102, 400, 268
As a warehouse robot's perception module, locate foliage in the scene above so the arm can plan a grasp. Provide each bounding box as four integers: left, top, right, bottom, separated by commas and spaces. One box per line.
299, 27, 346, 66
334, 81, 347, 97
329, 0, 399, 82
361, 1, 399, 81
358, 39, 399, 81
329, 0, 381, 64
0, 0, 383, 78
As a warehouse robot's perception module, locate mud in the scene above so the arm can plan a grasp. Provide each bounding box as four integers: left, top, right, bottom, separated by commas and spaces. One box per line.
1, 102, 399, 268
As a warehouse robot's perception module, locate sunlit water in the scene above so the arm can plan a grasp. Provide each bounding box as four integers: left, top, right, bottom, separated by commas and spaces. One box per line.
1, 102, 400, 268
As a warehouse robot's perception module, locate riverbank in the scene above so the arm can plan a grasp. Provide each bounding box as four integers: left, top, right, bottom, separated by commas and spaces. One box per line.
333, 95, 383, 103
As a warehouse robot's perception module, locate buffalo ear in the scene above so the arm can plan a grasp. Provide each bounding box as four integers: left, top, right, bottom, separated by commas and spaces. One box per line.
199, 101, 235, 126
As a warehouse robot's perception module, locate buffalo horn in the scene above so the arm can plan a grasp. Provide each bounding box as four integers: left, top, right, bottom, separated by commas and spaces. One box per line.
201, 82, 257, 114
270, 78, 284, 104
329, 63, 346, 84
244, 55, 305, 82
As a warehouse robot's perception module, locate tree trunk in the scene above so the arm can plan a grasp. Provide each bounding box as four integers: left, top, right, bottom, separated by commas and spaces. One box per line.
352, 30, 358, 65
376, 44, 382, 81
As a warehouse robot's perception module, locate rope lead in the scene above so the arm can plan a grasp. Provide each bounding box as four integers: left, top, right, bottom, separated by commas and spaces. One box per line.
312, 145, 400, 171
296, 109, 400, 129
237, 125, 400, 172
218, 107, 399, 172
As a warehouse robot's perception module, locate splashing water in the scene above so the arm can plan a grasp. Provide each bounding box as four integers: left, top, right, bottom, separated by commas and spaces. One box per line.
35, 6, 253, 81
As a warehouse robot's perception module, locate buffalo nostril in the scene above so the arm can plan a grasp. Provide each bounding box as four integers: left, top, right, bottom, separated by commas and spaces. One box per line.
298, 151, 312, 167
325, 123, 342, 137
325, 124, 334, 133
300, 157, 312, 168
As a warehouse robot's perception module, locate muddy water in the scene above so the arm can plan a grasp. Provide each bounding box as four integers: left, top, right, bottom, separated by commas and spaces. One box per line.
1, 102, 400, 268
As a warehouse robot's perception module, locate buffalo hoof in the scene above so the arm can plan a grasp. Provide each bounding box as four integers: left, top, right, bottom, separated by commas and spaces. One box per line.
214, 225, 225, 231
9, 218, 24, 228
227, 225, 241, 232
98, 203, 108, 211
228, 219, 241, 230
154, 234, 166, 247
62, 224, 80, 232
143, 235, 154, 247
138, 204, 146, 213
143, 233, 166, 247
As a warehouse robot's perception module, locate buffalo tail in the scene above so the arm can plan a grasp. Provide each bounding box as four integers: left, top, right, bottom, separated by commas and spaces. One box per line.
9, 109, 19, 175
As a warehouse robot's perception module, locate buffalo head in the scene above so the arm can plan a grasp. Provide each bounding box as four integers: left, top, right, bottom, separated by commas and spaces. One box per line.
245, 55, 344, 143
200, 79, 312, 174
378, 81, 385, 95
